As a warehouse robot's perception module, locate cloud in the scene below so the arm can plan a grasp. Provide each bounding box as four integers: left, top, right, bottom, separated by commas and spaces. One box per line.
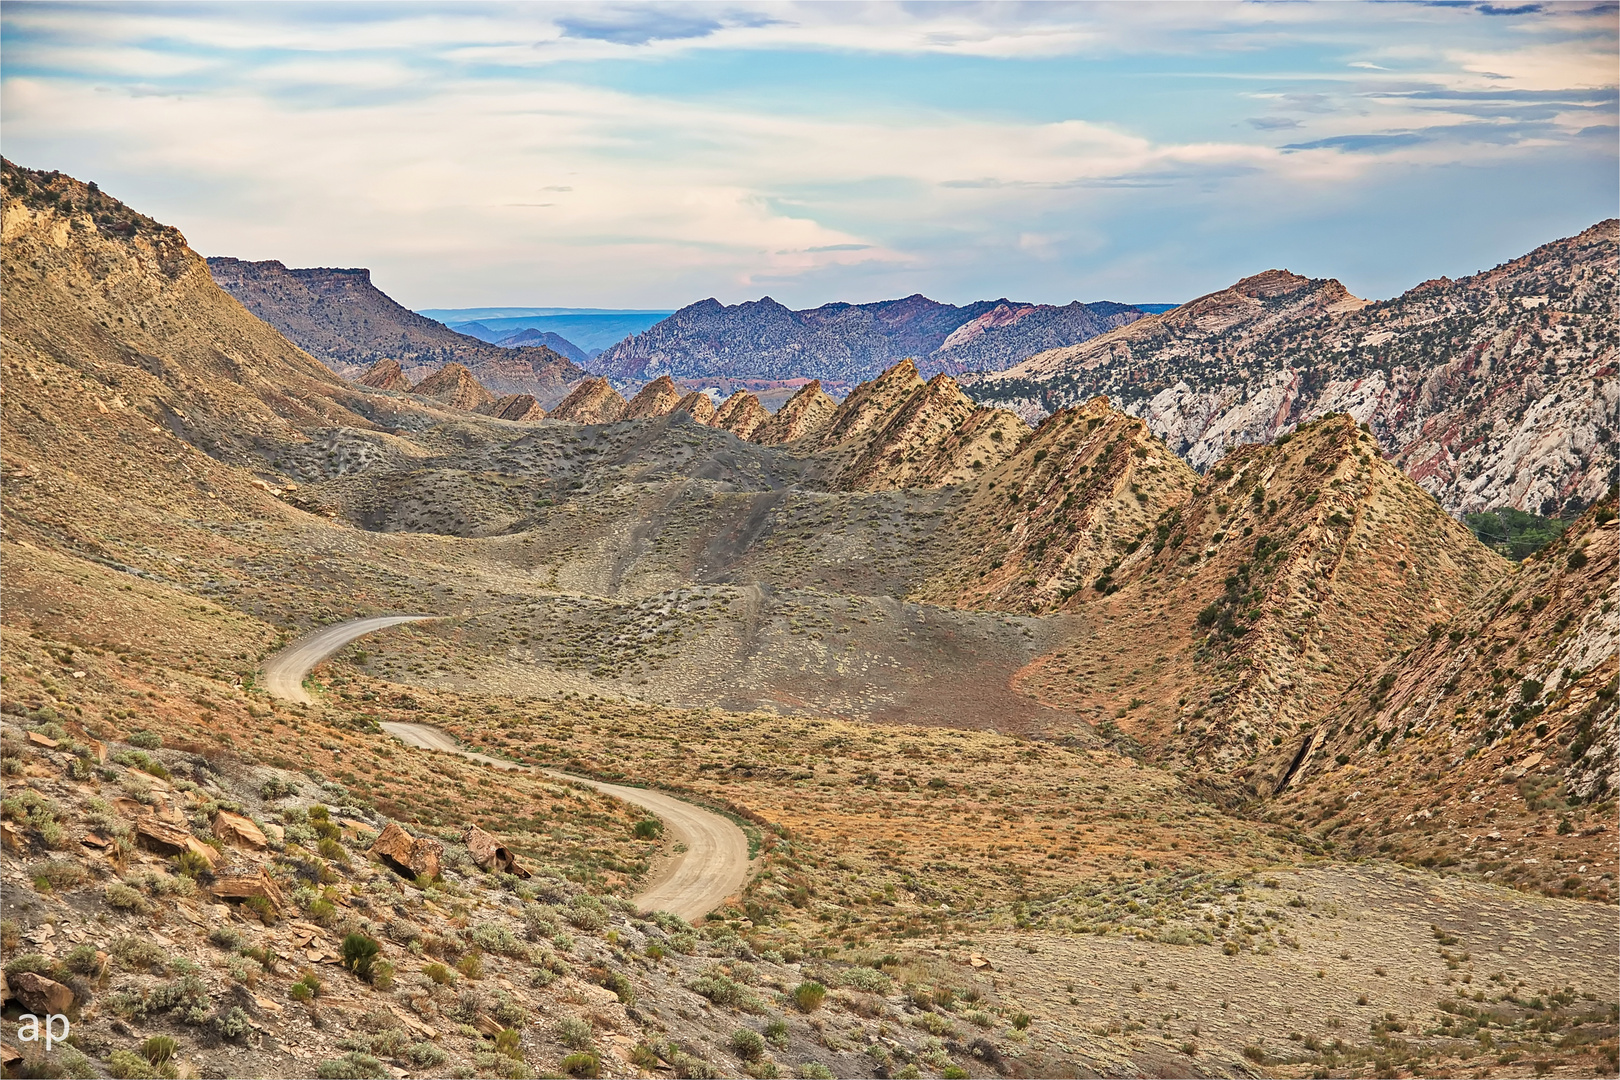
0, 1, 1612, 307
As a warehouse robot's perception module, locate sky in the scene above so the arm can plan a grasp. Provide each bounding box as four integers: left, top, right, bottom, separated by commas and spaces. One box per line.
2, 2, 1616, 310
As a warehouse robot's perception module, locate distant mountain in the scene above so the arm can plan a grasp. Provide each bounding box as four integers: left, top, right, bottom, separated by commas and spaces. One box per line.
428, 310, 672, 353
967, 222, 1619, 516
206, 259, 585, 405
589, 294, 1146, 393
492, 328, 593, 364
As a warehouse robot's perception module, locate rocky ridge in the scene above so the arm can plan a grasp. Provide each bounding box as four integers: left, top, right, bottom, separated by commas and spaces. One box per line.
968, 223, 1619, 516
206, 257, 585, 404
591, 293, 1144, 393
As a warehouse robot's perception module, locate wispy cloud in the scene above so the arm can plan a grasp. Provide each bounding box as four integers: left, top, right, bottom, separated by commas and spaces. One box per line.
1, 1, 1613, 307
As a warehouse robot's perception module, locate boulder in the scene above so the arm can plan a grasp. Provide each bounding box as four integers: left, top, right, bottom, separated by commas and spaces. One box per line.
135, 820, 219, 867
1, 821, 22, 853
371, 822, 443, 881
212, 811, 268, 850
209, 865, 285, 914
463, 824, 530, 878
8, 971, 74, 1015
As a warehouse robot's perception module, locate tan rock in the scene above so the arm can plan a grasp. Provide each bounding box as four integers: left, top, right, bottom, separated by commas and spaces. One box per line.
134, 820, 219, 867
622, 375, 683, 420
414, 362, 497, 412
356, 358, 413, 392
213, 810, 268, 850
671, 390, 716, 424
1, 821, 22, 853
8, 971, 74, 1015
550, 377, 628, 424
210, 865, 285, 914
479, 394, 546, 422
370, 821, 443, 880
26, 731, 57, 748
463, 824, 530, 878
752, 380, 837, 445
711, 391, 770, 440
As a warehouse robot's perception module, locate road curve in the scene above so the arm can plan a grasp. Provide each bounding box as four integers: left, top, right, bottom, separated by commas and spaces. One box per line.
380, 721, 750, 923
261, 615, 435, 703
263, 616, 751, 919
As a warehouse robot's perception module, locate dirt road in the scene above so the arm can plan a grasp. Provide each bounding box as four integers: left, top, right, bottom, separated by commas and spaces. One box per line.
261, 615, 435, 703
257, 615, 750, 920
379, 720, 750, 922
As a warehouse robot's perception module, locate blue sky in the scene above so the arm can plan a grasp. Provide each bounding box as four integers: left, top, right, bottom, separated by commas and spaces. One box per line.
2, 2, 1615, 309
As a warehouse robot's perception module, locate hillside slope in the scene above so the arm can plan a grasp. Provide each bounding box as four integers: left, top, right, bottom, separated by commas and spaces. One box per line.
207, 257, 585, 403
969, 223, 1619, 516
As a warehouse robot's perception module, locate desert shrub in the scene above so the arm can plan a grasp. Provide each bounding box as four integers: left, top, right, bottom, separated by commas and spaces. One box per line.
406, 1042, 447, 1068
172, 850, 212, 880
799, 1064, 834, 1080
340, 933, 382, 982
633, 818, 663, 839
4, 953, 55, 978
731, 1029, 766, 1061
32, 859, 88, 891
141, 1036, 177, 1066
791, 981, 827, 1013
106, 1050, 160, 1080
560, 1052, 600, 1078
472, 921, 523, 957
598, 968, 636, 1006
456, 951, 484, 978
215, 1006, 252, 1040
838, 967, 893, 994
522, 906, 559, 942
1012, 1012, 1031, 1030
558, 1016, 595, 1051
493, 991, 527, 1027
128, 731, 162, 750
260, 776, 300, 801
422, 962, 456, 985
289, 969, 323, 1002
61, 943, 100, 975
451, 988, 489, 1025
690, 971, 762, 1012
105, 882, 149, 911
208, 925, 245, 950
765, 1019, 789, 1046
567, 894, 608, 932
669, 931, 700, 954
111, 937, 168, 972
317, 836, 350, 865
941, 1067, 968, 1079
315, 1052, 388, 1079
630, 1043, 661, 1070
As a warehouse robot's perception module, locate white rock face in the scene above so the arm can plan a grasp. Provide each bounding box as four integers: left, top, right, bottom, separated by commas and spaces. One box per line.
970, 220, 1620, 516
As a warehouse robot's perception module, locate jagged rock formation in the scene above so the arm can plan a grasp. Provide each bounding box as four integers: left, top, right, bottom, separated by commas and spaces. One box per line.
752, 381, 838, 445
592, 293, 1144, 392
412, 362, 497, 412
549, 377, 627, 424
480, 394, 546, 422
710, 391, 769, 439
803, 361, 1031, 491
969, 223, 1619, 516
671, 390, 717, 424
206, 257, 585, 402
355, 357, 412, 392
622, 375, 684, 420
1015, 416, 1507, 769
917, 397, 1200, 610
1265, 497, 1617, 897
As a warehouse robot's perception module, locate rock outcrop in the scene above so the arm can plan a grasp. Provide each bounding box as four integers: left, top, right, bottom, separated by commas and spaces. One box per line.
751, 381, 837, 445
413, 363, 498, 413
969, 223, 1619, 515
356, 358, 413, 392
550, 377, 628, 424
710, 391, 770, 440
671, 390, 717, 424
623, 375, 684, 420
370, 821, 444, 880
480, 394, 546, 422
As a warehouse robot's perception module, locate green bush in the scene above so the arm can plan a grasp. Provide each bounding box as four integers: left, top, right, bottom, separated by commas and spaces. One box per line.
141, 1036, 177, 1066
340, 933, 381, 982
106, 1050, 160, 1080
31, 859, 88, 891
764, 1019, 789, 1046
560, 1052, 600, 1078
791, 981, 826, 1013
406, 1042, 447, 1068
64, 944, 101, 974
106, 882, 150, 911
128, 731, 162, 750
633, 818, 663, 839
730, 1028, 766, 1061
558, 1016, 594, 1051
111, 937, 168, 972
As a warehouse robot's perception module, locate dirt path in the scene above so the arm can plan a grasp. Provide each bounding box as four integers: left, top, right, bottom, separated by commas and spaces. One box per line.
261, 614, 435, 703
258, 616, 750, 921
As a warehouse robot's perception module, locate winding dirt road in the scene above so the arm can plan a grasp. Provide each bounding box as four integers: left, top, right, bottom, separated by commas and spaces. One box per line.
260, 616, 750, 920
261, 615, 435, 703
